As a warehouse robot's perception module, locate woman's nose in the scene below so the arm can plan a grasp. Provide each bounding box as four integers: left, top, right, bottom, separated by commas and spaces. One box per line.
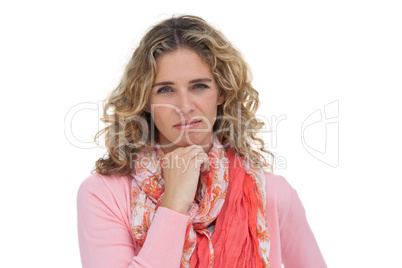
177, 90, 195, 115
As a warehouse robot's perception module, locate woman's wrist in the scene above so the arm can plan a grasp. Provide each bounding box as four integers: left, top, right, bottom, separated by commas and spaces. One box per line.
160, 198, 189, 215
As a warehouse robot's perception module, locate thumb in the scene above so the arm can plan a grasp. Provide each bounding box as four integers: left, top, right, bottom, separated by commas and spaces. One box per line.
199, 154, 210, 172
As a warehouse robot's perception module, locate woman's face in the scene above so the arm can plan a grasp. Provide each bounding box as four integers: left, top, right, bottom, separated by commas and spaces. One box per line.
148, 48, 224, 153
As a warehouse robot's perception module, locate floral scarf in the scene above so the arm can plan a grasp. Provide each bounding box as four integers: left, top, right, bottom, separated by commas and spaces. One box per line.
130, 137, 270, 267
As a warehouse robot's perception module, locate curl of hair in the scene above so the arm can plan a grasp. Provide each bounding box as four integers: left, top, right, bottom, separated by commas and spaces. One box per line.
92, 15, 275, 176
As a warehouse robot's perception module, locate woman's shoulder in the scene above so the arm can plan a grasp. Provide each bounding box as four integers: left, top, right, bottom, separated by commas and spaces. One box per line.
77, 172, 133, 208
262, 171, 297, 215
80, 172, 132, 192
263, 171, 293, 198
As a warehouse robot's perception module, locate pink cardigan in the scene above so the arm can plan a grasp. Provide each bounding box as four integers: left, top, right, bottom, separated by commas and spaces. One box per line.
77, 171, 326, 268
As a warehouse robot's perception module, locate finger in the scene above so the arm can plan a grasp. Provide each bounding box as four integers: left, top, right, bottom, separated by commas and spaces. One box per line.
172, 146, 209, 171
191, 152, 210, 171
179, 144, 202, 157
174, 144, 199, 155
200, 161, 210, 172
186, 149, 207, 162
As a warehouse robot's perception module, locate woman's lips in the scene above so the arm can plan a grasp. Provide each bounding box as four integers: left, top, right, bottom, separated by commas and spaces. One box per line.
173, 120, 202, 130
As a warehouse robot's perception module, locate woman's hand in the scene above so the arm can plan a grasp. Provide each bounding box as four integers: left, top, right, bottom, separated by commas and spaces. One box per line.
160, 145, 210, 215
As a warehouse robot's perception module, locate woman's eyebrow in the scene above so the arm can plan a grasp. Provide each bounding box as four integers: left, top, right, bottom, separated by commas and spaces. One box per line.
152, 78, 212, 88
152, 81, 173, 88
189, 78, 212, 84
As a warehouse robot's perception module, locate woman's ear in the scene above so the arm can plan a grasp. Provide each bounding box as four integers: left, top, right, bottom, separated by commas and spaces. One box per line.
217, 90, 225, 105
144, 103, 150, 113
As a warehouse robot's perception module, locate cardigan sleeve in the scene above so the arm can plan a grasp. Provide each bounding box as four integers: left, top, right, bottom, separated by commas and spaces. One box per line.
77, 173, 190, 268
277, 176, 327, 268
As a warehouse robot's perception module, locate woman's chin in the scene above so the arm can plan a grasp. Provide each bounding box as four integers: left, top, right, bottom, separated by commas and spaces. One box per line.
158, 132, 213, 152
178, 133, 212, 147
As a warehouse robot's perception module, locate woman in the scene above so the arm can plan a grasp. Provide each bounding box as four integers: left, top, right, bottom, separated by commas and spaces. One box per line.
77, 15, 327, 268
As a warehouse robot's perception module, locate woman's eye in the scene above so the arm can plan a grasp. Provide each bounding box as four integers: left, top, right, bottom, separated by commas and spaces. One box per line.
157, 87, 172, 94
193, 84, 209, 90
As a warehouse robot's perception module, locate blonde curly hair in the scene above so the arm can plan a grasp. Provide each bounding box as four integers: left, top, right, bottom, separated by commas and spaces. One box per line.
93, 15, 274, 176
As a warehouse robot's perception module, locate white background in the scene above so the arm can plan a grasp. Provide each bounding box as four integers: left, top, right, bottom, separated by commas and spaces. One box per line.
1, 0, 401, 267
